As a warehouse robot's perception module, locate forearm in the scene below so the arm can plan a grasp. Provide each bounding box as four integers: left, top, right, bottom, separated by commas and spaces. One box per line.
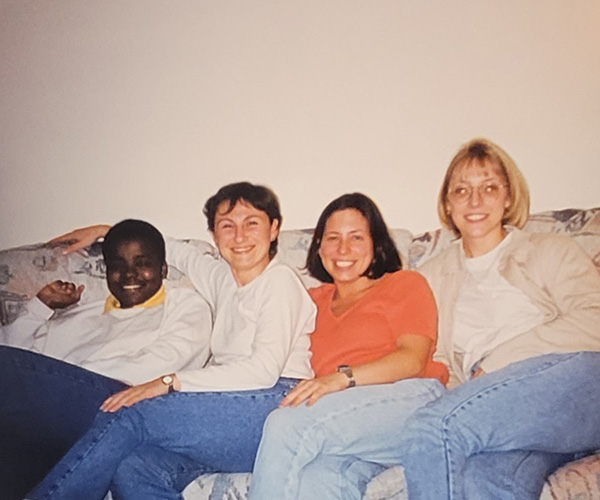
352, 344, 430, 386
1, 297, 53, 349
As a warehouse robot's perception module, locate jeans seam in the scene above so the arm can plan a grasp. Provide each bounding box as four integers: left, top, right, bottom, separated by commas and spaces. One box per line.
441, 352, 584, 500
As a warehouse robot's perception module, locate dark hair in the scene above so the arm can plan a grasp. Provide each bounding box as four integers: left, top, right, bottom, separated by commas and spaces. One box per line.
203, 182, 282, 259
102, 219, 166, 263
306, 193, 401, 283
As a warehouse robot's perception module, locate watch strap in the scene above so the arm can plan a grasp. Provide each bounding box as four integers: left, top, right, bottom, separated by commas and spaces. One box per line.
337, 364, 356, 388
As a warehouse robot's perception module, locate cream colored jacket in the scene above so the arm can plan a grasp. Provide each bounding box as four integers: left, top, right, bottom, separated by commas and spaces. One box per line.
419, 229, 600, 388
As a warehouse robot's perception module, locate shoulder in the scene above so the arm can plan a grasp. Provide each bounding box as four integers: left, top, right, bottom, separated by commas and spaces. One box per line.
258, 259, 306, 289
308, 283, 333, 303
381, 270, 430, 290
250, 260, 314, 308
508, 230, 588, 262
418, 240, 462, 278
164, 287, 211, 313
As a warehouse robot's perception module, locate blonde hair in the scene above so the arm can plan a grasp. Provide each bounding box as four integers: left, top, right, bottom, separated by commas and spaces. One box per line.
437, 138, 530, 235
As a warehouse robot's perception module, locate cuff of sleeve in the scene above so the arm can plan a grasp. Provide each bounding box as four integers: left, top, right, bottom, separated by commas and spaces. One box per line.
28, 297, 55, 320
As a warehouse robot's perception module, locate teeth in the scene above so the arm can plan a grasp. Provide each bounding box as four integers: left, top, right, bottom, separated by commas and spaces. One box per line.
335, 261, 353, 268
466, 214, 486, 221
123, 285, 141, 290
232, 247, 252, 253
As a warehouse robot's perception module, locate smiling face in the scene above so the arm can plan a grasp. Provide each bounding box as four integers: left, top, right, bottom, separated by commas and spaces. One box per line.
446, 159, 511, 257
212, 200, 279, 286
105, 240, 167, 308
318, 208, 374, 287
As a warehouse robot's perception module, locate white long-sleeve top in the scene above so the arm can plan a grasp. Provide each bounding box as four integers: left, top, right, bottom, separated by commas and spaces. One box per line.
0, 287, 212, 386
166, 238, 316, 392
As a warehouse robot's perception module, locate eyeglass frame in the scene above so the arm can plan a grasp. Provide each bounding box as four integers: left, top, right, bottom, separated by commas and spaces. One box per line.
446, 181, 508, 204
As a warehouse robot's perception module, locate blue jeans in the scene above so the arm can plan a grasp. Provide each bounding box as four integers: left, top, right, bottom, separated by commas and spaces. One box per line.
398, 352, 600, 500
248, 378, 445, 500
0, 346, 127, 500
27, 377, 298, 500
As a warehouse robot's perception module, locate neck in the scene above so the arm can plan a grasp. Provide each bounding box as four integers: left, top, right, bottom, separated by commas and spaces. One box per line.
231, 261, 271, 287
461, 228, 507, 258
334, 276, 377, 300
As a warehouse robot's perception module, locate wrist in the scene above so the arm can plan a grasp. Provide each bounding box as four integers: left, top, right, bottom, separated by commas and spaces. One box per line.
160, 374, 179, 393
336, 365, 356, 388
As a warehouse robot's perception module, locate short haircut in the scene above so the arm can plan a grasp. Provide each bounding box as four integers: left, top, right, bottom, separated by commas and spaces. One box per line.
102, 219, 166, 263
203, 182, 282, 259
307, 193, 401, 283
438, 138, 530, 235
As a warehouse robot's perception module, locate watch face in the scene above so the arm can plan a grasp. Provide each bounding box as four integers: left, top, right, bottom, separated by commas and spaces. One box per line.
162, 375, 174, 385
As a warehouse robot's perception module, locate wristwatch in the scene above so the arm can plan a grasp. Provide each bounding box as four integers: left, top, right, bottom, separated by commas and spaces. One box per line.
161, 374, 176, 393
336, 365, 356, 388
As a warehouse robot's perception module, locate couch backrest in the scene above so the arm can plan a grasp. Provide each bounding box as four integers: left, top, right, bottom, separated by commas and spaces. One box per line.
1, 208, 599, 326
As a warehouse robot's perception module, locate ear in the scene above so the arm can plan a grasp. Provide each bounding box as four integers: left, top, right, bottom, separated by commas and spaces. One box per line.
161, 262, 168, 279
269, 219, 280, 242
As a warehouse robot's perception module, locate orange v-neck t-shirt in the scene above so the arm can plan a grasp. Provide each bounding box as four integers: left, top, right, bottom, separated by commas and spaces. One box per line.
308, 270, 448, 384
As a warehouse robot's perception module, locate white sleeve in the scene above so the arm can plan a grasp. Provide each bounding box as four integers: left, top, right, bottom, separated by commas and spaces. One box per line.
0, 297, 54, 349
90, 290, 213, 386
177, 267, 315, 392
165, 237, 221, 307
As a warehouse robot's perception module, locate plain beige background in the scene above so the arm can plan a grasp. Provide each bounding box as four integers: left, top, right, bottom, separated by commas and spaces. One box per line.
1, 1, 599, 250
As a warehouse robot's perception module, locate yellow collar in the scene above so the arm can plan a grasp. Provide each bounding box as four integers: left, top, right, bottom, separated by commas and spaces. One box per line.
103, 284, 166, 314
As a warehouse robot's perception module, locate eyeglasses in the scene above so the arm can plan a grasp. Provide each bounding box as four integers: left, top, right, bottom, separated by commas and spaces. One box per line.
447, 182, 507, 203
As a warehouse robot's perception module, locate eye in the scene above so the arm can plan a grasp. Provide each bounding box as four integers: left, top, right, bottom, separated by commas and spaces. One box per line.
351, 234, 364, 241
483, 183, 500, 194
452, 186, 468, 197
136, 258, 153, 268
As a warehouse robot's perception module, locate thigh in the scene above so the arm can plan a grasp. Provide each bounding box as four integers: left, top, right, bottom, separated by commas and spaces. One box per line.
0, 347, 127, 499
130, 379, 297, 472
414, 352, 600, 455
263, 378, 444, 463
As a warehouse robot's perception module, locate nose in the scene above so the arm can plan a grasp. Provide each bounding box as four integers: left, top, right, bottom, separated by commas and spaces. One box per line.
468, 187, 483, 207
124, 266, 137, 279
337, 238, 350, 254
233, 225, 245, 242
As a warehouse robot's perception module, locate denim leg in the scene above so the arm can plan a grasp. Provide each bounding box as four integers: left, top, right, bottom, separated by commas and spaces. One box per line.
248, 378, 444, 500
28, 378, 297, 500
463, 451, 574, 500
398, 352, 600, 500
111, 445, 212, 500
0, 346, 126, 500
297, 456, 385, 500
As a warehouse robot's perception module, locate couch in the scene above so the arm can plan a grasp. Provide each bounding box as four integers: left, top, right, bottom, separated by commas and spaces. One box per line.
1, 207, 599, 500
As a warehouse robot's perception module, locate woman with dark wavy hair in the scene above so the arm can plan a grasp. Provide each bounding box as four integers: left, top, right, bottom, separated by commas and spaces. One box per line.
249, 192, 448, 500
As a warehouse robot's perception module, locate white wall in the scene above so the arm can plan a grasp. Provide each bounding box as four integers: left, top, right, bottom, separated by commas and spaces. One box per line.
2, 0, 599, 250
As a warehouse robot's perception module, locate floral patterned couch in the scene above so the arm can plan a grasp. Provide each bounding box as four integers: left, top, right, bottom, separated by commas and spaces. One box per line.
1, 207, 600, 500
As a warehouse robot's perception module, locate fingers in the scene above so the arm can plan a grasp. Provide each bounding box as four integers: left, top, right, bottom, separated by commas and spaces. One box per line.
101, 389, 134, 413
280, 380, 326, 408
101, 379, 167, 413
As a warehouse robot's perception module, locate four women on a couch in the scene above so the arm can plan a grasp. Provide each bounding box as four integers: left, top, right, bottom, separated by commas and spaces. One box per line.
29, 139, 600, 500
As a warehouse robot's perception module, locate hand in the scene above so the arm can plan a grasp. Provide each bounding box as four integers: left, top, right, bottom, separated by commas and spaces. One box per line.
101, 375, 177, 413
472, 367, 486, 379
37, 280, 85, 309
280, 373, 349, 408
46, 224, 111, 255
